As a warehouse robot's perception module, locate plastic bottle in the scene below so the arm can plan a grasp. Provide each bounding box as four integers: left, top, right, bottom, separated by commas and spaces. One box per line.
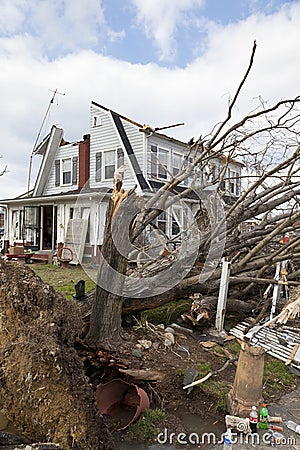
249, 405, 258, 433
223, 428, 233, 450
259, 403, 269, 430
287, 420, 300, 434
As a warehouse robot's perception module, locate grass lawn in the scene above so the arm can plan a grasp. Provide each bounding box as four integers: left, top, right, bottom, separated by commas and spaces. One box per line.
30, 263, 96, 300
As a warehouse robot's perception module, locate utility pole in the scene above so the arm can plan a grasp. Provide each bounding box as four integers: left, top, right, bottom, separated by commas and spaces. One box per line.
27, 88, 65, 193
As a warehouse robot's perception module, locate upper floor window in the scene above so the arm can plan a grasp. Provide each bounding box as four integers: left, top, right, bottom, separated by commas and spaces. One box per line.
104, 150, 115, 179
229, 169, 241, 196
149, 145, 194, 185
62, 158, 71, 184
173, 153, 182, 177
156, 210, 167, 234
217, 166, 241, 196
149, 145, 169, 180
95, 148, 124, 182
93, 116, 101, 127
55, 157, 78, 187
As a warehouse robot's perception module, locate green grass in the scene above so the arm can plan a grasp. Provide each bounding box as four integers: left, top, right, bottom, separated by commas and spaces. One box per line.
125, 409, 167, 442
225, 341, 241, 354
197, 360, 212, 377
30, 264, 95, 299
263, 356, 297, 393
202, 380, 230, 413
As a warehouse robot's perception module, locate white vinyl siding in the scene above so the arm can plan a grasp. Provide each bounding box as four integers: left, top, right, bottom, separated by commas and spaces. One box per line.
89, 105, 140, 192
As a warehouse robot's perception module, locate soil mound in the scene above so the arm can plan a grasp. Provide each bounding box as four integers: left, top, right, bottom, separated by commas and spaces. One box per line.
0, 260, 112, 449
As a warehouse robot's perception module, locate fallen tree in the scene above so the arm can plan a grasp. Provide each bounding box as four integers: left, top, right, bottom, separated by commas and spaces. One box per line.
85, 41, 300, 349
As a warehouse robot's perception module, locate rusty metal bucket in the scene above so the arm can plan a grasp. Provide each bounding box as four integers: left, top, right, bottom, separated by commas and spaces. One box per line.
96, 379, 150, 430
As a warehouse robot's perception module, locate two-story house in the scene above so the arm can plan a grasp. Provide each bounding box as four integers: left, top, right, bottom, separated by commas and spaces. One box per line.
0, 101, 242, 263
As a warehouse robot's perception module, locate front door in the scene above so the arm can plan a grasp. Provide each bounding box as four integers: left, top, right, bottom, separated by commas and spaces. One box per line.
42, 205, 56, 250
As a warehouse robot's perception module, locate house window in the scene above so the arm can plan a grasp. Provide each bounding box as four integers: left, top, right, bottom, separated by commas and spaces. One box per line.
171, 214, 180, 236
229, 169, 240, 196
157, 211, 167, 235
104, 150, 116, 179
95, 149, 124, 182
149, 145, 169, 180
217, 166, 226, 191
95, 152, 102, 182
24, 206, 39, 228
172, 206, 185, 237
55, 157, 78, 186
158, 149, 168, 179
173, 153, 182, 178
62, 158, 71, 185
93, 116, 101, 127
183, 156, 193, 186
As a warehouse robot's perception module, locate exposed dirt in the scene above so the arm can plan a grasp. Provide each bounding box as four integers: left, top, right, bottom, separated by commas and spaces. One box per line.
0, 260, 112, 450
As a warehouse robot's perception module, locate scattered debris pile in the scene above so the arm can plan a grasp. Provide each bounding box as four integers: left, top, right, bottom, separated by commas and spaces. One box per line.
229, 293, 300, 375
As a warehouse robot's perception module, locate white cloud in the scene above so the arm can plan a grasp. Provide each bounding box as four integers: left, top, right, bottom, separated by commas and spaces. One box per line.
0, 0, 123, 55
130, 0, 205, 61
30, 0, 106, 52
0, 0, 27, 34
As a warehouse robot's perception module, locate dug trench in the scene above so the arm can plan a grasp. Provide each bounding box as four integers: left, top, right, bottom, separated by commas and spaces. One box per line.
0, 260, 298, 449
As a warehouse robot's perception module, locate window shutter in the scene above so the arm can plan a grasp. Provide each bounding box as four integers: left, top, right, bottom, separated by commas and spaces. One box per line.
55, 160, 60, 186
150, 145, 157, 178
95, 152, 102, 182
72, 157, 78, 185
117, 148, 124, 168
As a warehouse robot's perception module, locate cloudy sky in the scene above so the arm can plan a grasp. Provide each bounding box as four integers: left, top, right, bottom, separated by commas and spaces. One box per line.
0, 0, 299, 198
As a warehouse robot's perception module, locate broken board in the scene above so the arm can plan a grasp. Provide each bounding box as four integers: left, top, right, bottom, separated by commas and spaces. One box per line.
64, 217, 89, 265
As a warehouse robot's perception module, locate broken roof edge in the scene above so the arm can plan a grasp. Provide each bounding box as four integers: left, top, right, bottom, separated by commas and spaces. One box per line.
91, 100, 143, 128
33, 125, 63, 155
92, 100, 189, 146
91, 101, 244, 168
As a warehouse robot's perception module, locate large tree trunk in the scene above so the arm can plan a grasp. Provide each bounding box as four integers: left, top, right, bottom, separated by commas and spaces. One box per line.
85, 171, 139, 349
79, 287, 257, 319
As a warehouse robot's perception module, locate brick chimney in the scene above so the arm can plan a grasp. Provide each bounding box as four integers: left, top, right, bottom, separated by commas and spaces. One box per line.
78, 134, 90, 188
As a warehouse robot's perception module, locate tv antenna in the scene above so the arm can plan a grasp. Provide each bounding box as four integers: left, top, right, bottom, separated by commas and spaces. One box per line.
27, 88, 65, 193
142, 122, 184, 132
